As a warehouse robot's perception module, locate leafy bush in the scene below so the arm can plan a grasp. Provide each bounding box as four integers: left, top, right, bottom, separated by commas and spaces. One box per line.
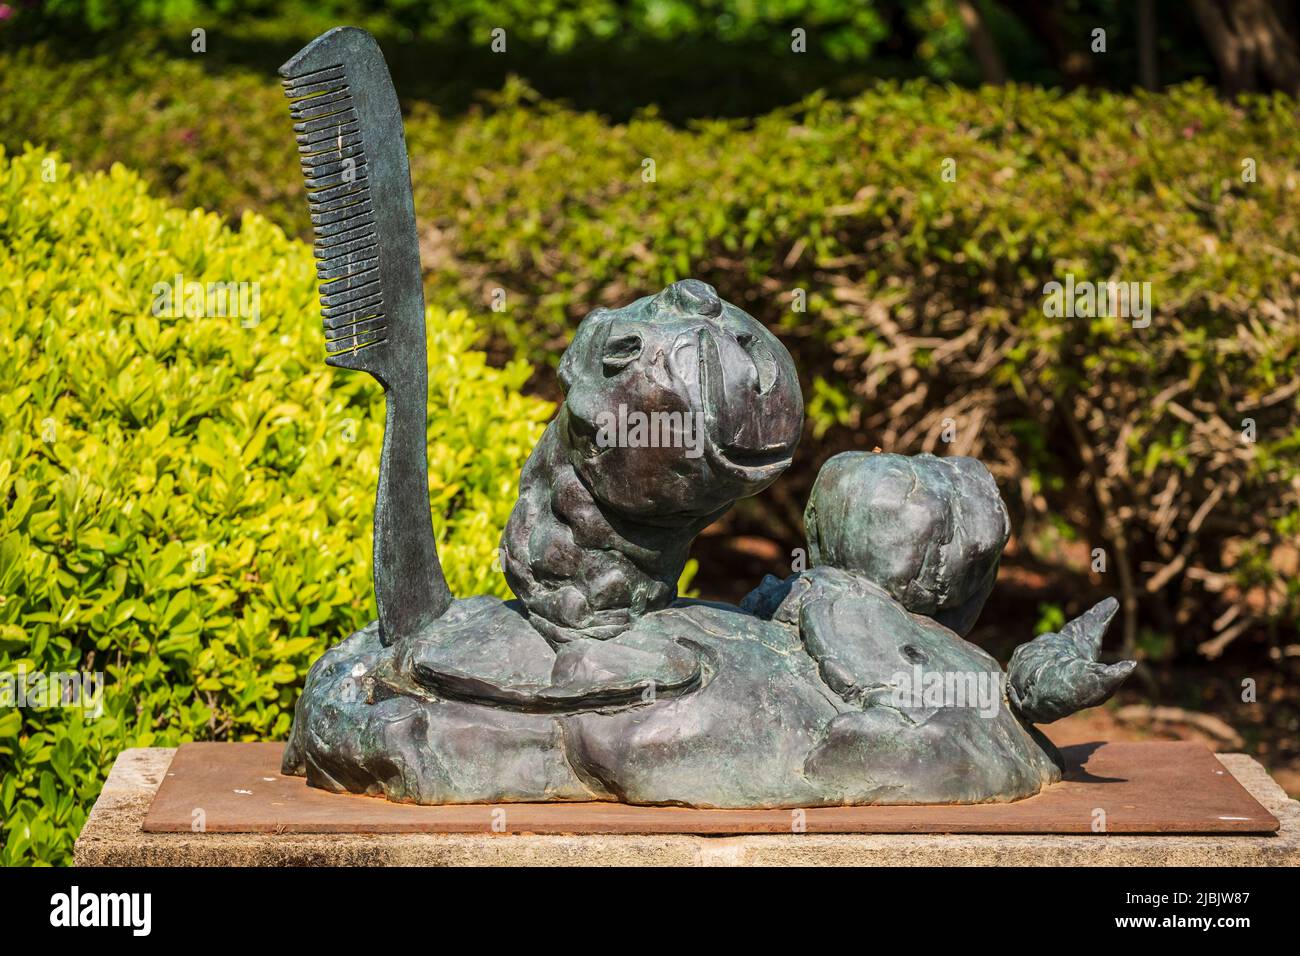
410, 81, 1300, 670
0, 46, 299, 238
12, 1, 908, 65
3, 48, 1299, 752
0, 147, 553, 865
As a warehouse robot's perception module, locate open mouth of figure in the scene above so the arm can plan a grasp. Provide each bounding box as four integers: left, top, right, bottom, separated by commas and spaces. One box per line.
713, 444, 792, 469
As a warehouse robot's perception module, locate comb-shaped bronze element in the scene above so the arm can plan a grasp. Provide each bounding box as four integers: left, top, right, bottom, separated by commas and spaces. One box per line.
281, 27, 451, 644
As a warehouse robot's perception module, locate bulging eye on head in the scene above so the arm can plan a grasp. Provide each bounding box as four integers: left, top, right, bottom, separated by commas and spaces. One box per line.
602, 331, 643, 375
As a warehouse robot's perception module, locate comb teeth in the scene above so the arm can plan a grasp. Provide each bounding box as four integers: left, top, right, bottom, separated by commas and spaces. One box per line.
283, 64, 387, 359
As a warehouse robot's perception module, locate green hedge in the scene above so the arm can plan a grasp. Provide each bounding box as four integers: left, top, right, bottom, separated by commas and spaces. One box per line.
0, 147, 553, 865
10, 1, 938, 67
3, 46, 1298, 764
7, 46, 1291, 663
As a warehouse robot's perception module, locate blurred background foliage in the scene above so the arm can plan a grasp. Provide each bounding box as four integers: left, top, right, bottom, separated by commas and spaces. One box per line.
6, 0, 1284, 120
1, 0, 1299, 863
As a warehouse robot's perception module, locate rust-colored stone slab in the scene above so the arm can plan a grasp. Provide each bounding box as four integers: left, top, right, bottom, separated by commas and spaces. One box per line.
142, 741, 1279, 835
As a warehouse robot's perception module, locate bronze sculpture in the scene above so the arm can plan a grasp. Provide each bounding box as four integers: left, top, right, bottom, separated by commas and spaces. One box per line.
279, 27, 1134, 807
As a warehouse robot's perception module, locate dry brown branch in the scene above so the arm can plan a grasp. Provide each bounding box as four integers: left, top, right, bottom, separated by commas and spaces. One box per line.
1197, 616, 1256, 659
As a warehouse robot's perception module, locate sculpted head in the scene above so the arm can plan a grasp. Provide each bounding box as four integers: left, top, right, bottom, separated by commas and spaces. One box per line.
805, 452, 1010, 636
558, 279, 804, 522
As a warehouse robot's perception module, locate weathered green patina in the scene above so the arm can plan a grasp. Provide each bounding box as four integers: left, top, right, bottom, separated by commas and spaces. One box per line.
279, 27, 1134, 808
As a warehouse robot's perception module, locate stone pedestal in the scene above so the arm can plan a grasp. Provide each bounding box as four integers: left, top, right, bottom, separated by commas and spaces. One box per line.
74, 745, 1300, 866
